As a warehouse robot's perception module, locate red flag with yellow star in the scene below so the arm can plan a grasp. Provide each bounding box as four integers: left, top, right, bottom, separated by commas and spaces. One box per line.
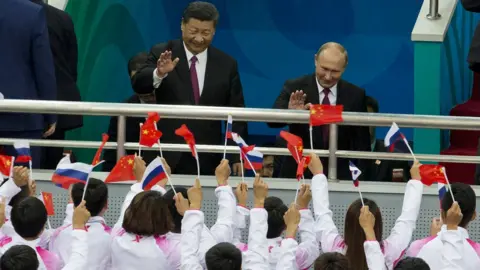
0, 155, 13, 178
105, 155, 136, 183
296, 156, 311, 181
419, 164, 447, 186
280, 131, 304, 163
139, 121, 162, 147
92, 133, 109, 166
41, 192, 55, 216
175, 124, 197, 157
309, 104, 344, 126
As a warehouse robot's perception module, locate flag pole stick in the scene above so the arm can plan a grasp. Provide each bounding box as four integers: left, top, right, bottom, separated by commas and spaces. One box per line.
442, 167, 455, 202
244, 155, 257, 177
309, 125, 314, 152
195, 146, 200, 180
239, 151, 245, 182
402, 136, 416, 161
357, 186, 365, 206
223, 117, 229, 160
294, 146, 306, 184
293, 181, 301, 205
138, 123, 143, 157
81, 161, 104, 201
160, 159, 176, 196
154, 122, 163, 158
9, 157, 15, 178
29, 160, 33, 181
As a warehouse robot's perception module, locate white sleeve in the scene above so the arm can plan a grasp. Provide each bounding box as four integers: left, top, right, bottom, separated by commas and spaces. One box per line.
243, 208, 269, 270
312, 174, 344, 253
37, 228, 53, 249
364, 241, 387, 270
111, 183, 144, 235
62, 203, 74, 226
209, 185, 236, 243
439, 229, 467, 270
276, 238, 299, 270
0, 179, 21, 205
198, 225, 217, 268
233, 205, 249, 245
180, 210, 204, 270
383, 180, 423, 268
296, 209, 320, 269
61, 230, 88, 270
152, 69, 167, 89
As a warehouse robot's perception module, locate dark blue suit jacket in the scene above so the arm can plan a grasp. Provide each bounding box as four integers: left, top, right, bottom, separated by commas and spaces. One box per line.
0, 0, 57, 132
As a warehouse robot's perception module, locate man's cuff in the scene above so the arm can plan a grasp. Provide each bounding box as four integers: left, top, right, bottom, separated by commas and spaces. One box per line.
153, 68, 167, 88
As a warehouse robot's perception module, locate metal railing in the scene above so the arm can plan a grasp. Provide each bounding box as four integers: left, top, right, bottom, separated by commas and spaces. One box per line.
0, 99, 479, 181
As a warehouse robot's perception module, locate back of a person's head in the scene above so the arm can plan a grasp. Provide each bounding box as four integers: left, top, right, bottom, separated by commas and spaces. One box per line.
0, 245, 39, 270
205, 242, 242, 270
163, 187, 188, 233
265, 196, 288, 238
441, 182, 476, 227
394, 257, 430, 270
123, 190, 173, 236
11, 197, 47, 239
128, 52, 148, 76
314, 252, 350, 270
72, 178, 108, 217
343, 198, 383, 270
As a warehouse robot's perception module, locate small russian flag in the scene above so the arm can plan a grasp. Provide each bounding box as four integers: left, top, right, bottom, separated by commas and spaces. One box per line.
384, 123, 405, 152
438, 182, 448, 202
52, 156, 93, 187
226, 115, 233, 139
13, 141, 31, 163
231, 133, 263, 171
141, 157, 167, 191
349, 161, 361, 187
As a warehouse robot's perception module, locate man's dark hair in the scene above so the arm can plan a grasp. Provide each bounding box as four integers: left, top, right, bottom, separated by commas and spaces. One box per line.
394, 257, 430, 269
123, 191, 173, 236
314, 252, 350, 270
182, 1, 219, 26
163, 187, 188, 233
441, 182, 476, 228
366, 96, 379, 113
128, 52, 148, 75
205, 242, 242, 270
0, 245, 39, 270
71, 178, 108, 216
265, 196, 288, 238
11, 197, 47, 239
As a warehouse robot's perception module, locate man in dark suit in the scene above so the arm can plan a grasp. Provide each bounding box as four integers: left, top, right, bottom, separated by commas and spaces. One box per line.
461, 0, 480, 72
269, 42, 370, 180
31, 0, 83, 169
363, 96, 411, 182
132, 1, 247, 176
103, 52, 158, 171
0, 0, 57, 168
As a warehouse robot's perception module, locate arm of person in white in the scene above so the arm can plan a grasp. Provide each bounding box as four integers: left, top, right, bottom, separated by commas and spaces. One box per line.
276, 238, 299, 270
61, 229, 88, 270
312, 174, 344, 252
112, 183, 166, 235
364, 241, 387, 270
198, 225, 217, 268
233, 205, 249, 245
383, 179, 423, 268
209, 185, 236, 243
62, 203, 74, 226
295, 209, 320, 269
180, 210, 204, 270
152, 69, 167, 89
243, 208, 269, 270
0, 179, 21, 205
439, 229, 468, 270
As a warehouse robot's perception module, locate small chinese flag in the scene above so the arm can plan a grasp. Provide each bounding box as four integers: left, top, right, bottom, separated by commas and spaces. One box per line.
0, 155, 13, 178
139, 121, 162, 147
175, 124, 197, 157
41, 192, 55, 216
147, 112, 160, 123
419, 164, 447, 186
105, 155, 136, 183
280, 131, 304, 164
92, 133, 109, 166
309, 104, 344, 126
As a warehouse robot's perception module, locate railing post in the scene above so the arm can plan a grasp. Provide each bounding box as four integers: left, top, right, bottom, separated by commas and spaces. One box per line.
426, 0, 441, 20
116, 116, 126, 160
328, 124, 338, 182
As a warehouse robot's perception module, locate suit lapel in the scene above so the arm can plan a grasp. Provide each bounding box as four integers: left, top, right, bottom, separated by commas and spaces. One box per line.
336, 80, 346, 107
308, 74, 320, 105
172, 40, 195, 104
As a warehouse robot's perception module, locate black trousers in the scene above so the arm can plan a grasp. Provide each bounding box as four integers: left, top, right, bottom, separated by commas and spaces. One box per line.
41, 129, 66, 169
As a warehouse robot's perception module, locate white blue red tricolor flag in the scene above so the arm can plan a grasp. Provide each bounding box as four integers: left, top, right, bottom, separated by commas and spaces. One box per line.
226, 115, 233, 139
141, 157, 167, 191
384, 122, 416, 160
13, 141, 31, 163
52, 155, 93, 188
349, 161, 361, 187
231, 133, 263, 171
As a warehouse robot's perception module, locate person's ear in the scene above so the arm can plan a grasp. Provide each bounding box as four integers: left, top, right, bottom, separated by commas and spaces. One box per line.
471, 211, 477, 222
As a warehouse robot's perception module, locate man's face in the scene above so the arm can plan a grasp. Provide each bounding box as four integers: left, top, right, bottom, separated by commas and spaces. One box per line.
367, 106, 375, 141
314, 48, 346, 88
181, 18, 215, 54
261, 156, 274, 178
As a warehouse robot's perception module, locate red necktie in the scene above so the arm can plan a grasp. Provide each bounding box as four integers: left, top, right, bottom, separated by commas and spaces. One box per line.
190, 56, 200, 104
322, 88, 331, 146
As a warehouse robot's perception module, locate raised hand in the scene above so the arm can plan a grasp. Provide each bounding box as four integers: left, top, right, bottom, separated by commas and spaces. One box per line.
288, 90, 310, 110
156, 50, 180, 77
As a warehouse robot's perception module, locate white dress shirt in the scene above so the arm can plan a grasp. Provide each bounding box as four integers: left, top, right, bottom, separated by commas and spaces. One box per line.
153, 43, 208, 94
316, 78, 338, 105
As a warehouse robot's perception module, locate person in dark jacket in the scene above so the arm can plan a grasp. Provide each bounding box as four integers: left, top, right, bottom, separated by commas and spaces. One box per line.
461, 0, 480, 72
